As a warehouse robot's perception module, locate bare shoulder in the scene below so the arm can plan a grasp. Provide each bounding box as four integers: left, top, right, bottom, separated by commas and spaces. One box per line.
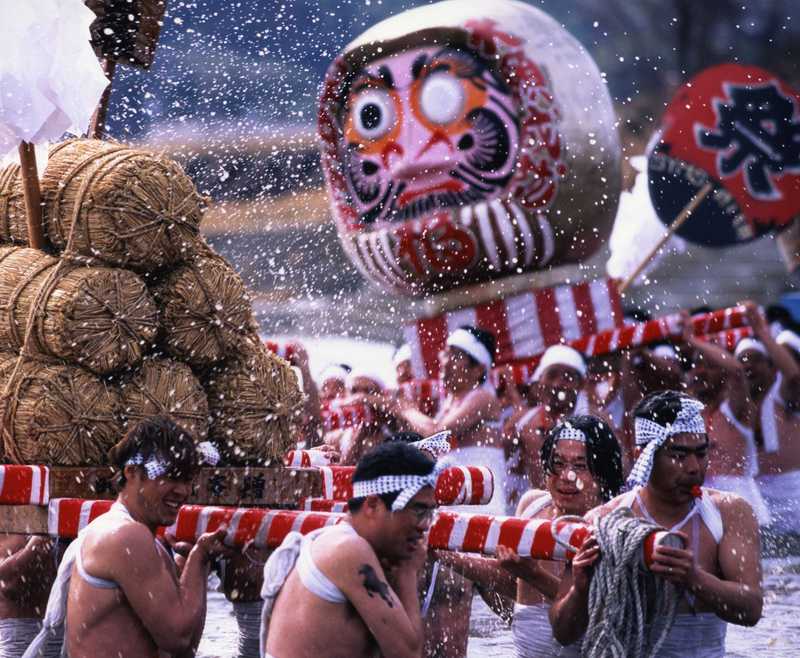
314, 525, 375, 568
705, 488, 757, 524
585, 493, 627, 523
516, 489, 550, 516
83, 516, 155, 558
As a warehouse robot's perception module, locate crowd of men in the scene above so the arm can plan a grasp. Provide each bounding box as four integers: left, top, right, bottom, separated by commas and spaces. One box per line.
0, 297, 796, 657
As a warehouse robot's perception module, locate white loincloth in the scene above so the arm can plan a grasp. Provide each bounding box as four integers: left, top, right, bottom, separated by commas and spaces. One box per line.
512, 603, 579, 657
446, 446, 508, 515
649, 612, 727, 658
0, 619, 59, 658
705, 475, 771, 526
757, 470, 800, 534
232, 600, 262, 658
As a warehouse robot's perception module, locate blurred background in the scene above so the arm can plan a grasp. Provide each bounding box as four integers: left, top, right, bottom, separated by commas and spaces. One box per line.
102, 0, 800, 343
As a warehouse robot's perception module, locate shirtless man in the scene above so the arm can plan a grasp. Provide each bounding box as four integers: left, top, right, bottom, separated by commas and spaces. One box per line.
551, 391, 763, 657
262, 442, 433, 658
0, 535, 59, 657
25, 416, 231, 658
389, 326, 503, 512
437, 415, 624, 657
735, 302, 800, 535
680, 313, 769, 525
503, 345, 587, 490
394, 344, 414, 386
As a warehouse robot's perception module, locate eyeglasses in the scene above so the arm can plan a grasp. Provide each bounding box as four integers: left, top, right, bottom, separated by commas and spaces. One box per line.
401, 503, 437, 524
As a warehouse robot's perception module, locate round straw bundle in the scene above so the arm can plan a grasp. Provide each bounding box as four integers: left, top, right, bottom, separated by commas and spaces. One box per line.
0, 164, 33, 245
0, 246, 159, 374
119, 357, 209, 441
0, 352, 122, 465
152, 253, 253, 368
41, 139, 204, 272
205, 338, 303, 465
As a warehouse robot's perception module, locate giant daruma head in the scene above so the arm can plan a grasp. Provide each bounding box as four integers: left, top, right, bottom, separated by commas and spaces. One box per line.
318, 0, 621, 297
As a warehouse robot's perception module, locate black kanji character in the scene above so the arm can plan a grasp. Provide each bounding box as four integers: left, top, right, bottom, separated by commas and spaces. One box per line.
696, 83, 800, 199
240, 474, 266, 500
207, 474, 228, 497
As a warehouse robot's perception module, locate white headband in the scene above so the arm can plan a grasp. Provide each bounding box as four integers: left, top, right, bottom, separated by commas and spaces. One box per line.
125, 441, 219, 479
393, 344, 412, 367
411, 431, 452, 458
627, 398, 706, 488
776, 329, 800, 356
554, 424, 587, 443
734, 337, 767, 359
532, 345, 587, 382
352, 469, 439, 511
652, 345, 679, 361
446, 329, 493, 370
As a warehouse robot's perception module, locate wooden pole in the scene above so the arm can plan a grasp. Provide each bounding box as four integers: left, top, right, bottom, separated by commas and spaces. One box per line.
88, 58, 116, 139
619, 181, 713, 294
17, 142, 47, 250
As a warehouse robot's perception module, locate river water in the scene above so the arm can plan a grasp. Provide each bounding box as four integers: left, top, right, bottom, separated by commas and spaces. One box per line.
198, 555, 800, 657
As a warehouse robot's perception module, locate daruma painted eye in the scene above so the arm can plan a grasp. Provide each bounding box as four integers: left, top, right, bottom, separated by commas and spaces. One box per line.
352, 90, 396, 140
420, 72, 465, 125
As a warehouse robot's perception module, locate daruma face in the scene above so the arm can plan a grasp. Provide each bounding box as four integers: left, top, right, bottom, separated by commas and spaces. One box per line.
341, 47, 519, 225
318, 1, 621, 296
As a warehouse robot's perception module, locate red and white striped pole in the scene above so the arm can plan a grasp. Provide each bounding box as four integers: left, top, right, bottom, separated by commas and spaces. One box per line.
46, 499, 671, 567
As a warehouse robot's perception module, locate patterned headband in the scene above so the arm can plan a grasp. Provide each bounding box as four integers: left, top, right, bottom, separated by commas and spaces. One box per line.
352, 467, 440, 512
627, 398, 706, 489
125, 441, 220, 480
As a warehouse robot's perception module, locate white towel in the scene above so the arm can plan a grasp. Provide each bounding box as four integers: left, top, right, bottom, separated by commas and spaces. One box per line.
22, 503, 132, 658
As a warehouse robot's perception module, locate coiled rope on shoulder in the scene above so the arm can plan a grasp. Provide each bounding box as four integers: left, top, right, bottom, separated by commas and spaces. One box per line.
580, 507, 680, 658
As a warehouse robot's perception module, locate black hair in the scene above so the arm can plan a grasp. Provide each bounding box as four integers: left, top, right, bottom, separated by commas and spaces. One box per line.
624, 308, 651, 323
457, 325, 496, 384
348, 442, 435, 513
688, 305, 713, 317
540, 415, 624, 502
108, 416, 199, 487
385, 431, 424, 444
633, 390, 692, 428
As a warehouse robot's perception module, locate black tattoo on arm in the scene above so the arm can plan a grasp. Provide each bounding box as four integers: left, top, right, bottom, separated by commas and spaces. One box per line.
358, 564, 394, 608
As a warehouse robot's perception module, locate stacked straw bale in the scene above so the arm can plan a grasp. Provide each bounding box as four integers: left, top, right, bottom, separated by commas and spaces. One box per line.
205, 337, 303, 465
0, 246, 158, 374
119, 357, 209, 442
0, 352, 122, 465
152, 253, 254, 368
0, 138, 302, 467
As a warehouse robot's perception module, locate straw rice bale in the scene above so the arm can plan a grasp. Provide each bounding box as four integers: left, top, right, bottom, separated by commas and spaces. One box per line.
119, 357, 209, 441
152, 252, 254, 368
0, 139, 205, 271
0, 164, 33, 245
204, 338, 303, 465
0, 352, 122, 465
0, 246, 159, 375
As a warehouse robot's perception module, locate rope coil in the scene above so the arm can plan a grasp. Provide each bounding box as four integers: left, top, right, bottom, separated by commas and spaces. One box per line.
581, 507, 680, 658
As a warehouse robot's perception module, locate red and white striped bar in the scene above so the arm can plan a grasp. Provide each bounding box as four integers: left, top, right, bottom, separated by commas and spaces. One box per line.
316, 465, 493, 506
284, 449, 331, 468
698, 326, 753, 352
405, 278, 623, 378
0, 465, 49, 505
45, 500, 669, 567
47, 498, 113, 538
321, 403, 376, 433
301, 498, 349, 513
